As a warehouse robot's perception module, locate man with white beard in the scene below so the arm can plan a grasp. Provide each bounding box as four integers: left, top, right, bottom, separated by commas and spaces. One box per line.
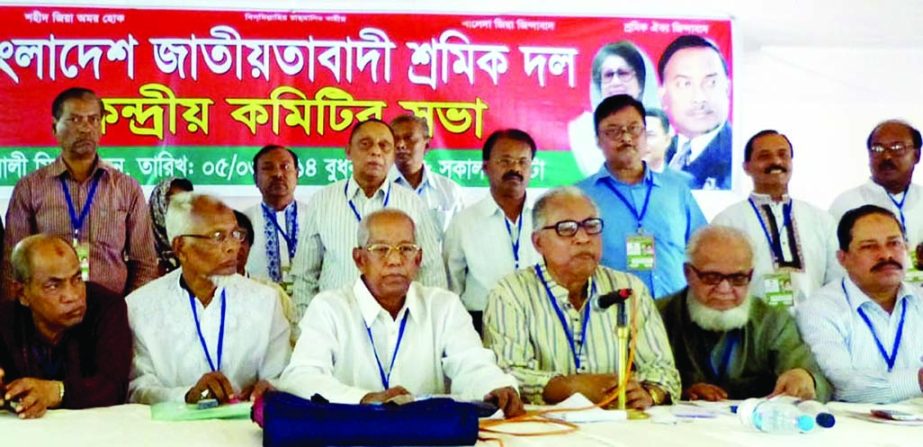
126, 193, 291, 404
657, 225, 830, 401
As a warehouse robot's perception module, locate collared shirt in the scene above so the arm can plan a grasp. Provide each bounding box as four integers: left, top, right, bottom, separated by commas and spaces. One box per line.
713, 193, 843, 304
391, 164, 466, 233
676, 125, 722, 165
3, 156, 158, 296
576, 164, 707, 298
290, 177, 447, 322
243, 200, 310, 282
0, 283, 132, 409
658, 289, 831, 401
830, 180, 923, 247
126, 269, 291, 404
796, 277, 923, 403
279, 279, 517, 403
483, 263, 680, 404
443, 194, 542, 312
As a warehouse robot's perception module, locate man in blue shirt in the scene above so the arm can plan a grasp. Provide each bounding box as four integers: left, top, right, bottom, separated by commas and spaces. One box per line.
577, 94, 707, 298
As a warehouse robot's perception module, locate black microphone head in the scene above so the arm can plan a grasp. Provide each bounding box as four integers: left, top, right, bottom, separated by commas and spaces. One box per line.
596, 289, 632, 310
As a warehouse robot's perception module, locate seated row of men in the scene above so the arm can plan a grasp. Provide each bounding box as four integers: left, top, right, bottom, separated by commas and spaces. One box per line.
1, 185, 919, 420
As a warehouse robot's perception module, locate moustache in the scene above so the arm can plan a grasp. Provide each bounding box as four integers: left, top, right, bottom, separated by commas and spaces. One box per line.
502, 171, 524, 182
871, 259, 903, 272
878, 160, 897, 170
763, 164, 788, 174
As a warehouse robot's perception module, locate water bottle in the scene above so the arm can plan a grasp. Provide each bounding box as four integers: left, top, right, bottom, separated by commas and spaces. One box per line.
737, 398, 815, 434
771, 396, 836, 428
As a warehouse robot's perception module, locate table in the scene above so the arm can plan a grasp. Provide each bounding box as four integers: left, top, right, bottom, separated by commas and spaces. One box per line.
2, 401, 920, 447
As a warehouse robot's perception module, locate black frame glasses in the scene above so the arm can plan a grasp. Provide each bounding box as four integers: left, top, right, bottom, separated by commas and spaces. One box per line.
687, 265, 753, 286
540, 218, 604, 237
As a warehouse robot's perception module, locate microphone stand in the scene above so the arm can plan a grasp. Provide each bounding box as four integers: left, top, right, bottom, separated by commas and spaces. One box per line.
616, 300, 629, 411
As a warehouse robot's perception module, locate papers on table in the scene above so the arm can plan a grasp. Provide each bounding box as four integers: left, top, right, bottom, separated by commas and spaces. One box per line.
150, 401, 253, 421
543, 393, 627, 423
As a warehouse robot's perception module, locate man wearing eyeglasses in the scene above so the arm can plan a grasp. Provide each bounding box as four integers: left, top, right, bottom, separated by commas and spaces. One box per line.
659, 35, 732, 190
484, 187, 679, 409
830, 120, 923, 283
713, 130, 842, 307
126, 193, 291, 404
658, 225, 829, 402
243, 145, 308, 296
3, 87, 158, 299
444, 129, 542, 333
280, 209, 524, 418
577, 94, 706, 300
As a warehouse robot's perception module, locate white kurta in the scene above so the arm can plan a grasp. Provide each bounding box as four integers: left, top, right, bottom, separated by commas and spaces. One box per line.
126, 269, 292, 404
713, 194, 843, 305
279, 279, 517, 403
830, 180, 923, 247
443, 194, 542, 312
243, 200, 310, 282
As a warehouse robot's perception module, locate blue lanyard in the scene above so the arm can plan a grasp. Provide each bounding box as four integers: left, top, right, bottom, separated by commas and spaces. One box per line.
842, 279, 906, 372
345, 180, 391, 222
59, 172, 102, 239
886, 187, 909, 230
504, 214, 523, 270
261, 203, 298, 259
708, 331, 739, 379
602, 175, 653, 230
365, 311, 409, 389
188, 289, 227, 372
747, 198, 793, 263
535, 264, 595, 371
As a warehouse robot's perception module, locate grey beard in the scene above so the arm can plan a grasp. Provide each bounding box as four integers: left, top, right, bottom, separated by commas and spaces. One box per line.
686, 291, 752, 332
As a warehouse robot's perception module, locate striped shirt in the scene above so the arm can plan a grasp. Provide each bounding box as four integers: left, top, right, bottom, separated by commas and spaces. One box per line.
483, 263, 680, 404
290, 177, 447, 322
3, 156, 158, 296
796, 277, 923, 403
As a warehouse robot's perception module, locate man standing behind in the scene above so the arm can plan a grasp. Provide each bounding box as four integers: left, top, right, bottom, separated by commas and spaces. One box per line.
659, 35, 732, 190
3, 87, 158, 297
390, 114, 465, 232
797, 205, 923, 403
658, 226, 830, 402
444, 129, 542, 332
713, 130, 841, 306
280, 209, 523, 418
290, 119, 445, 320
485, 187, 679, 409
244, 144, 308, 295
127, 193, 290, 404
577, 94, 706, 299
0, 235, 131, 419
830, 120, 923, 277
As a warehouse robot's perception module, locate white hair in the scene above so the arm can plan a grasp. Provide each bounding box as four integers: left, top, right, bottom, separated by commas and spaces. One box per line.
355, 208, 416, 247
165, 192, 229, 244
687, 290, 752, 331
531, 186, 600, 232
685, 225, 755, 264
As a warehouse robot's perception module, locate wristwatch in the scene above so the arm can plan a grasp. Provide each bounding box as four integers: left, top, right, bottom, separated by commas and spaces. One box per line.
642, 382, 668, 405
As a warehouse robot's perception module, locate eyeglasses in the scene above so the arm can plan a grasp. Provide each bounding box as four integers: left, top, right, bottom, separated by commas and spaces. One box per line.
494, 157, 532, 169
687, 265, 753, 286
602, 67, 636, 83
179, 229, 246, 244
600, 123, 645, 140
540, 218, 604, 237
869, 142, 915, 154
363, 243, 420, 259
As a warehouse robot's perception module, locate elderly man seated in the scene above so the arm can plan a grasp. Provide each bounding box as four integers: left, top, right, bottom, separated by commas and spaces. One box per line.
484, 187, 679, 410
798, 205, 923, 403
0, 234, 131, 419
658, 225, 830, 402
279, 209, 524, 417
126, 193, 291, 404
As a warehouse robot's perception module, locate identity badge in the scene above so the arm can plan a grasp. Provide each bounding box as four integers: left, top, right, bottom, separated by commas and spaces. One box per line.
763, 271, 794, 307
626, 234, 655, 271
74, 240, 91, 281
281, 265, 294, 296
906, 251, 923, 287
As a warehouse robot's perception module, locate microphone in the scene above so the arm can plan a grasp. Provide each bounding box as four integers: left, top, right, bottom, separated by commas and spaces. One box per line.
596, 289, 632, 310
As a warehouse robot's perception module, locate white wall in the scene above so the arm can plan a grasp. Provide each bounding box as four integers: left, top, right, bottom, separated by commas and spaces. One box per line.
2, 0, 921, 219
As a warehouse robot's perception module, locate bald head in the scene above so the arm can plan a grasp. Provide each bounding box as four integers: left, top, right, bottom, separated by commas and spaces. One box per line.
11, 234, 78, 284
357, 208, 416, 248
165, 192, 235, 244
686, 225, 754, 268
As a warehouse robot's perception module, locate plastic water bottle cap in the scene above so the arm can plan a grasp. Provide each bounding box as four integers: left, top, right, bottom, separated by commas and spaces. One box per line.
796, 415, 815, 432
816, 412, 836, 428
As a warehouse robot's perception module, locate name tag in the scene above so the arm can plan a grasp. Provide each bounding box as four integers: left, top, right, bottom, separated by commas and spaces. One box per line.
906, 251, 923, 287
74, 240, 91, 281
281, 265, 294, 296
626, 234, 655, 271
763, 271, 794, 307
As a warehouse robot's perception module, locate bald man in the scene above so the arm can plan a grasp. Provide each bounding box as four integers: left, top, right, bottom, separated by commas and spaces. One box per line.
658, 225, 829, 401
0, 234, 131, 419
